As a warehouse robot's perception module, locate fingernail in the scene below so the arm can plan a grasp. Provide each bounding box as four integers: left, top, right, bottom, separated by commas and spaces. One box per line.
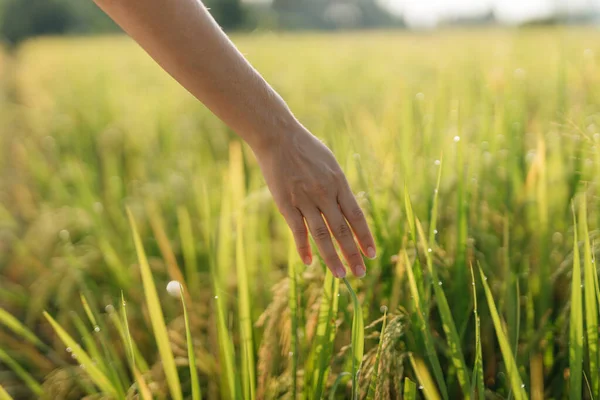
367, 247, 376, 259
355, 265, 366, 278
335, 266, 346, 278
303, 256, 312, 266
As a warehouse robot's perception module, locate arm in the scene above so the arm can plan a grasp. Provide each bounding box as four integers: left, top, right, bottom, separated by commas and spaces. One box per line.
93, 0, 376, 278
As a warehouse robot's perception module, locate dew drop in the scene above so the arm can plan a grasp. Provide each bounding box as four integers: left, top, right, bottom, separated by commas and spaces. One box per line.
71, 353, 78, 360
105, 305, 115, 313
453, 136, 460, 142
434, 229, 438, 235
438, 281, 443, 286
289, 352, 294, 357
418, 385, 424, 390
94, 326, 100, 333
66, 347, 72, 353
521, 384, 525, 388
214, 295, 219, 299
427, 248, 432, 253
434, 159, 441, 166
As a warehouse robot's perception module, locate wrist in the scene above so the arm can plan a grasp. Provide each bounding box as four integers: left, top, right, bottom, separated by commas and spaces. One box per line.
248, 112, 306, 157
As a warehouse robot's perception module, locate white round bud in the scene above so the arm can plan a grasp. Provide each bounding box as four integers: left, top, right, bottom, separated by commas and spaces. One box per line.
166, 280, 183, 298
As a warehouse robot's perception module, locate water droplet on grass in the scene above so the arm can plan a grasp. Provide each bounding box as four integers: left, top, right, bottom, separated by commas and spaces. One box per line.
453, 136, 461, 142
66, 347, 72, 353
94, 326, 100, 333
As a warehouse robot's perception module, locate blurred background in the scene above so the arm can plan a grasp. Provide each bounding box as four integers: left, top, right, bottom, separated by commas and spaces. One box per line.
2, 0, 600, 43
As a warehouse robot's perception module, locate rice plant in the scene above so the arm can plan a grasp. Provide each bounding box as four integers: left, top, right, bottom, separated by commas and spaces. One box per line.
2, 28, 600, 399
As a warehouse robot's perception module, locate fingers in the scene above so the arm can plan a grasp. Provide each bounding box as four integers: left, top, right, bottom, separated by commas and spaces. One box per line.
321, 204, 366, 278
338, 185, 376, 259
281, 207, 312, 265
303, 209, 347, 279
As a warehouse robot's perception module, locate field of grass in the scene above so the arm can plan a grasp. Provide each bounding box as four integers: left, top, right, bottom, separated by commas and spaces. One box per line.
1, 28, 600, 399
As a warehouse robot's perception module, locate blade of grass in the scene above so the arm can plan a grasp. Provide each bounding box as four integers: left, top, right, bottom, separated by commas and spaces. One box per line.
478, 266, 527, 400
231, 142, 256, 400
177, 206, 200, 292
429, 155, 443, 246
0, 307, 44, 347
126, 208, 182, 400
343, 278, 364, 400
43, 312, 118, 397
469, 264, 485, 400
570, 205, 584, 399
409, 353, 441, 400
579, 196, 598, 397
329, 372, 351, 400
288, 233, 299, 400
307, 269, 340, 399
178, 283, 202, 400
0, 384, 12, 400
403, 377, 417, 400
403, 249, 448, 400
120, 293, 152, 400
415, 218, 471, 397
0, 348, 42, 396
365, 307, 388, 400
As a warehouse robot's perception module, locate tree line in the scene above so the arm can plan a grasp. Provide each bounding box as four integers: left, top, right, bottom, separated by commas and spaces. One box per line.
0, 0, 404, 44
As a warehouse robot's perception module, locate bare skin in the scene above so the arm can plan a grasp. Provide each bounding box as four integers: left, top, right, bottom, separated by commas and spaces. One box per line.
93, 0, 376, 278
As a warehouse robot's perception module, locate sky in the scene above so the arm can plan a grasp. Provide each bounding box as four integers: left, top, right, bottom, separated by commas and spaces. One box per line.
384, 0, 598, 27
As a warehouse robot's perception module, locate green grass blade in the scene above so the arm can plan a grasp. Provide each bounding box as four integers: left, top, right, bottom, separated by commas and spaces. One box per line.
365, 307, 388, 400
120, 293, 152, 400
126, 208, 182, 400
0, 348, 42, 395
409, 353, 441, 400
469, 264, 485, 400
478, 267, 527, 400
178, 283, 202, 400
403, 249, 448, 400
236, 210, 256, 400
329, 372, 351, 400
403, 377, 417, 400
308, 270, 340, 399
429, 155, 443, 245
415, 219, 470, 397
343, 278, 364, 400
43, 312, 118, 397
580, 197, 598, 397
177, 206, 200, 292
0, 384, 12, 400
570, 206, 584, 399
288, 233, 299, 399
0, 307, 44, 347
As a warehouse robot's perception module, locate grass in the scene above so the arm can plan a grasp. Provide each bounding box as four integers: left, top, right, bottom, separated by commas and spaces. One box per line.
1, 28, 600, 399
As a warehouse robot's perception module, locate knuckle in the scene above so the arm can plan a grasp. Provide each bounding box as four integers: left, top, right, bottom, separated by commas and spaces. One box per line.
336, 223, 351, 238
350, 207, 365, 220
347, 251, 361, 260
291, 225, 307, 237
313, 225, 331, 240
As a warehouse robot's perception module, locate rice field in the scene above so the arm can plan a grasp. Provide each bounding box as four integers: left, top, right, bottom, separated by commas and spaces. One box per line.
1, 28, 600, 399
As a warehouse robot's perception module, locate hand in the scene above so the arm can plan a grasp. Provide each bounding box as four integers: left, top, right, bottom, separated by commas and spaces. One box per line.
253, 125, 376, 278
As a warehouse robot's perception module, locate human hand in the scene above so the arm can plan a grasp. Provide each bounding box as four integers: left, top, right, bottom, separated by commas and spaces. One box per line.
253, 125, 376, 278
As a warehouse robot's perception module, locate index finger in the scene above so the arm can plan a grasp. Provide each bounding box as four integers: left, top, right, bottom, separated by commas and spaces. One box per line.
338, 186, 376, 259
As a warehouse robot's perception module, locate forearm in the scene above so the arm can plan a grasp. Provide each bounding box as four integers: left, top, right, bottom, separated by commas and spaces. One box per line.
93, 0, 299, 151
